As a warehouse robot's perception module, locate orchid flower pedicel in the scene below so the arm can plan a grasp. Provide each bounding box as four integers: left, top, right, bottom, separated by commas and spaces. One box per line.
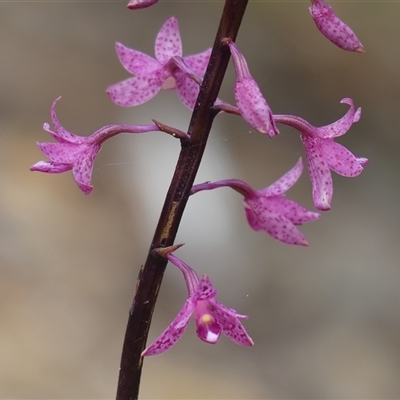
29, 2, 369, 398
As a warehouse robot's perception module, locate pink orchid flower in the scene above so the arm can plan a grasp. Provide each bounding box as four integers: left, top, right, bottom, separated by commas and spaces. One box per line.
191, 158, 320, 246
142, 249, 253, 356
227, 40, 279, 137
30, 97, 159, 195
107, 17, 211, 109
309, 0, 364, 52
275, 98, 368, 210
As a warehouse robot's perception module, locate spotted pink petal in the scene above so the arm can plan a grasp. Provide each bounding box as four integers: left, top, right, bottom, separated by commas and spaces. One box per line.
183, 48, 212, 76
318, 98, 360, 139
48, 98, 82, 144
175, 70, 201, 109
107, 75, 164, 107
321, 140, 364, 177
194, 275, 218, 301
72, 144, 101, 195
309, 0, 364, 52
264, 197, 320, 225
261, 157, 303, 197
115, 42, 160, 76
210, 299, 253, 346
142, 299, 196, 356
210, 299, 248, 320
244, 198, 310, 246
37, 142, 84, 163
302, 138, 333, 211
155, 17, 182, 64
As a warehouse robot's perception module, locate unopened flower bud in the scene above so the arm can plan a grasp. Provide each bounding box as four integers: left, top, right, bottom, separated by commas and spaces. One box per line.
227, 40, 279, 137
127, 0, 158, 10
309, 0, 364, 52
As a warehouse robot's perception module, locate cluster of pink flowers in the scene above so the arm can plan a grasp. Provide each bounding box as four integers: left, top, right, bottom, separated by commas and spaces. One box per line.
30, 1, 367, 355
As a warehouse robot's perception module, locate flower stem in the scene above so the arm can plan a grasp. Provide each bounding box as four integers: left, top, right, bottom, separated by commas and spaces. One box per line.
115, 1, 248, 399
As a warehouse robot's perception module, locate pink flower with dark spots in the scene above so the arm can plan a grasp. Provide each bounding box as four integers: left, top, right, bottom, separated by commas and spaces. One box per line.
309, 0, 364, 52
30, 97, 159, 195
227, 40, 279, 137
274, 98, 368, 210
127, 0, 158, 10
142, 249, 253, 356
191, 158, 320, 246
107, 17, 211, 109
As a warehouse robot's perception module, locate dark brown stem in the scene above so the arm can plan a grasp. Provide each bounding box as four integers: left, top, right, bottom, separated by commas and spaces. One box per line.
115, 1, 248, 399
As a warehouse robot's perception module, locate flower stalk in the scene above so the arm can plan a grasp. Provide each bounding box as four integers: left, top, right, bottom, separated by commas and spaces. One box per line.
115, 1, 249, 399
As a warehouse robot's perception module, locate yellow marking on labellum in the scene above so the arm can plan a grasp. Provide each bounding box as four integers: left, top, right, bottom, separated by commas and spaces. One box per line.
200, 314, 213, 324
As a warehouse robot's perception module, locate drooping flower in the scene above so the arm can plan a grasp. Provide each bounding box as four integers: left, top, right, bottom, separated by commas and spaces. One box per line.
30, 97, 159, 195
127, 0, 158, 10
226, 40, 279, 137
274, 98, 368, 210
107, 17, 211, 109
309, 0, 364, 52
142, 247, 253, 356
191, 158, 320, 246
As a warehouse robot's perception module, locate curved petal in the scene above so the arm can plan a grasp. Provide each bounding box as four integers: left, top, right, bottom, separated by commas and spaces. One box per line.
322, 140, 364, 177
142, 298, 196, 356
37, 142, 83, 163
302, 136, 333, 210
107, 75, 163, 107
155, 17, 182, 64
265, 197, 320, 225
30, 160, 72, 173
244, 198, 310, 245
49, 97, 82, 144
260, 157, 303, 196
72, 144, 101, 195
183, 48, 212, 76
210, 299, 248, 320
115, 42, 160, 76
318, 98, 359, 139
210, 300, 253, 346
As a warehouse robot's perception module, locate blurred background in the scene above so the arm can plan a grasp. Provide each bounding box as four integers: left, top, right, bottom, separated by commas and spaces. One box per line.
1, 0, 399, 398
